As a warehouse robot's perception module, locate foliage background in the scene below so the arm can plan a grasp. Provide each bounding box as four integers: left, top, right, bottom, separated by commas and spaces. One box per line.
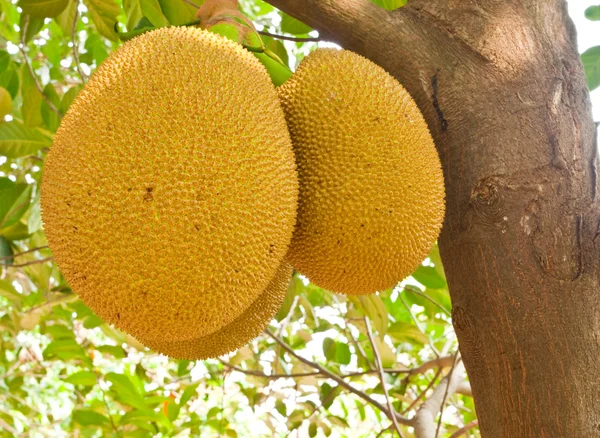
0, 0, 597, 437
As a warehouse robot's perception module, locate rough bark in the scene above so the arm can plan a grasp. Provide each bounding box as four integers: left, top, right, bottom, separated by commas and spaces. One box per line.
264, 0, 600, 436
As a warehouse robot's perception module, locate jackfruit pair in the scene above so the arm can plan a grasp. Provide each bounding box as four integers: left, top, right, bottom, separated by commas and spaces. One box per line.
41, 26, 444, 360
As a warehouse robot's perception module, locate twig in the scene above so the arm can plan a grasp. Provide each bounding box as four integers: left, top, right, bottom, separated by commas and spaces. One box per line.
19, 17, 63, 117
398, 293, 440, 358
277, 295, 299, 336
99, 381, 120, 436
0, 257, 53, 268
435, 354, 460, 438
71, 0, 87, 83
401, 368, 442, 416
448, 420, 479, 438
219, 359, 321, 378
375, 425, 394, 438
258, 30, 320, 42
402, 286, 451, 317
264, 329, 414, 426
0, 417, 17, 435
182, 0, 200, 8
0, 246, 49, 261
365, 317, 404, 438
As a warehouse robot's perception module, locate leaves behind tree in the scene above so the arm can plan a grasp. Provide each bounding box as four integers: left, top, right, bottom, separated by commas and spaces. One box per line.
7, 0, 597, 436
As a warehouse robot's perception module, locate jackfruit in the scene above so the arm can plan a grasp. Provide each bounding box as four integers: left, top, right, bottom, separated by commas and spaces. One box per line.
278, 49, 445, 295
141, 263, 292, 359
41, 27, 298, 343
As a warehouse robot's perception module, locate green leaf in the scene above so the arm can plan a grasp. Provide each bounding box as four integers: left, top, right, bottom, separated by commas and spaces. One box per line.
373, 337, 396, 368
72, 409, 110, 426
0, 65, 20, 99
83, 313, 104, 329
124, 0, 169, 31
83, 0, 120, 41
95, 344, 126, 358
60, 85, 82, 113
20, 14, 45, 43
55, 0, 77, 36
81, 33, 109, 65
0, 52, 9, 73
0, 279, 22, 301
43, 339, 87, 360
105, 372, 148, 410
179, 383, 199, 406
45, 323, 75, 339
66, 371, 97, 386
368, 0, 407, 11
388, 321, 429, 345
350, 295, 388, 337
27, 193, 41, 234
0, 87, 12, 120
0, 122, 51, 158
335, 341, 351, 365
322, 337, 336, 361
41, 83, 61, 132
584, 5, 600, 21
280, 13, 312, 35
412, 265, 446, 289
0, 178, 32, 231
157, 0, 197, 25
19, 0, 69, 18
21, 66, 43, 128
582, 45, 600, 91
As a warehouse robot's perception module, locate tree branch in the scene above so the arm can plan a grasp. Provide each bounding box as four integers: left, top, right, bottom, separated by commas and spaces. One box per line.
0, 246, 49, 261
72, 0, 87, 83
264, 328, 414, 426
257, 30, 320, 42
448, 420, 479, 438
412, 357, 466, 438
365, 317, 404, 437
0, 257, 54, 268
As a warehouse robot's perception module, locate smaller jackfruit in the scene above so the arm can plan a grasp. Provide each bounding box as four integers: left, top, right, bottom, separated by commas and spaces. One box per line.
278, 48, 445, 295
140, 264, 293, 360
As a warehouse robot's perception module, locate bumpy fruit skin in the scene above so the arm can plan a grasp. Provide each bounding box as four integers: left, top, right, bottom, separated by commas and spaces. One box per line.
41, 27, 298, 342
141, 263, 292, 359
278, 49, 445, 295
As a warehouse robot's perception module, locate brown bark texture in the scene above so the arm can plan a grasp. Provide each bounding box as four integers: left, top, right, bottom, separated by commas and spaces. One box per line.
264, 0, 600, 436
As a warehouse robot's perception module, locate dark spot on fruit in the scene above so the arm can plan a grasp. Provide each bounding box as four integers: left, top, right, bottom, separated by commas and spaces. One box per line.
88, 190, 92, 196
194, 223, 200, 231
73, 226, 78, 232
128, 188, 132, 192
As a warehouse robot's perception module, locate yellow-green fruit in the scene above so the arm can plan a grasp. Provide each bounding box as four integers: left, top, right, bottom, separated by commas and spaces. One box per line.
140, 263, 292, 360
41, 27, 298, 342
278, 49, 445, 295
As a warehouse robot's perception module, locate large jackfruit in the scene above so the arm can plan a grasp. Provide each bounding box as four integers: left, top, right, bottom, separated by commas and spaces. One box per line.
41, 27, 298, 343
141, 263, 293, 359
278, 49, 445, 295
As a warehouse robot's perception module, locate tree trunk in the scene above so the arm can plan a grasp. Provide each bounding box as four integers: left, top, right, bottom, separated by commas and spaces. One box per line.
264, 0, 600, 436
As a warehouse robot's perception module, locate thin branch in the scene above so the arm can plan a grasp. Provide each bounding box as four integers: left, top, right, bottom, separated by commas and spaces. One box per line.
402, 286, 451, 317
19, 17, 63, 117
398, 293, 440, 358
412, 356, 466, 438
258, 30, 320, 42
0, 257, 53, 268
99, 381, 120, 436
375, 425, 394, 438
0, 246, 49, 261
0, 417, 17, 435
448, 420, 479, 438
71, 0, 87, 83
264, 328, 414, 426
277, 295, 299, 336
401, 368, 442, 416
219, 359, 321, 379
182, 0, 200, 8
435, 354, 461, 438
365, 317, 404, 438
